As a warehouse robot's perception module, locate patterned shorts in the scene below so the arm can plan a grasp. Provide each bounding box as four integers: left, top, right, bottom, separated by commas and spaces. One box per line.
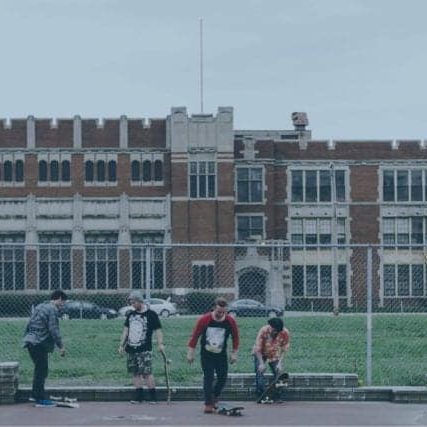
127, 351, 153, 375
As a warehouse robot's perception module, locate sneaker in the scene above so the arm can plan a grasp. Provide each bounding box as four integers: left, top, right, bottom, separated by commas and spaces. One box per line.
213, 397, 219, 409
204, 404, 214, 414
35, 399, 56, 407
130, 400, 143, 404
28, 397, 36, 402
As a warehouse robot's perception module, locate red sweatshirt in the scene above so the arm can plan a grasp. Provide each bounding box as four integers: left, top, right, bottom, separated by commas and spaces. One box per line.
188, 312, 239, 355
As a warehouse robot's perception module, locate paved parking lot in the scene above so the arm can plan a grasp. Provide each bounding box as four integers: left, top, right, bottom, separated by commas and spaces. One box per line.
1, 401, 427, 426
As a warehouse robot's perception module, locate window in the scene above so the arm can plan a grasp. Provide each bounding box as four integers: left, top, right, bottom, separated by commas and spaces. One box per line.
96, 160, 105, 182
291, 171, 303, 202
397, 171, 408, 201
290, 218, 347, 248
50, 160, 59, 182
4, 161, 12, 182
39, 160, 48, 182
38, 156, 71, 184
85, 160, 94, 181
130, 156, 163, 185
61, 160, 71, 182
237, 215, 264, 240
84, 155, 117, 185
142, 160, 151, 182
154, 160, 163, 181
85, 234, 118, 290
0, 234, 25, 291
292, 264, 347, 298
236, 167, 262, 203
192, 263, 214, 289
15, 160, 24, 182
383, 169, 427, 202
291, 169, 346, 203
108, 160, 116, 182
131, 160, 140, 181
190, 161, 216, 198
38, 233, 71, 291
382, 217, 427, 246
131, 233, 164, 290
383, 264, 425, 297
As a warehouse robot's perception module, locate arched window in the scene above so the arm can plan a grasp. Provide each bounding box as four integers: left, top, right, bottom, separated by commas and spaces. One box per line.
108, 160, 116, 182
142, 160, 152, 182
39, 160, 48, 182
50, 160, 59, 182
131, 160, 140, 181
96, 160, 105, 182
85, 160, 94, 181
61, 160, 70, 182
15, 160, 24, 182
154, 160, 163, 181
4, 161, 13, 182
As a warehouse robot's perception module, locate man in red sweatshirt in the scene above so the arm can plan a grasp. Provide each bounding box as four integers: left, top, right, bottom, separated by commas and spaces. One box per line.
187, 297, 239, 414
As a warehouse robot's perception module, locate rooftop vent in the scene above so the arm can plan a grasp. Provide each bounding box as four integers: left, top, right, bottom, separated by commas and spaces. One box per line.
291, 112, 309, 131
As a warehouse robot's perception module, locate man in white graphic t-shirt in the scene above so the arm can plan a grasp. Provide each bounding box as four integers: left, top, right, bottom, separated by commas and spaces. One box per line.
118, 291, 164, 403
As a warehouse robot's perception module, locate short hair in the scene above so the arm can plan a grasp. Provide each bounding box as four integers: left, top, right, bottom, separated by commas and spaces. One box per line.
268, 317, 284, 331
214, 297, 228, 308
50, 290, 67, 301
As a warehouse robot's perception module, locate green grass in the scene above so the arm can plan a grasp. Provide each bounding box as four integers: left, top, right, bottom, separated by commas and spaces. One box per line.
2, 314, 427, 387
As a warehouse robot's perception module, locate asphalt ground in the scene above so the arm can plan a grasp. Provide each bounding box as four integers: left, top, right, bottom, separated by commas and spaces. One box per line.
1, 401, 427, 427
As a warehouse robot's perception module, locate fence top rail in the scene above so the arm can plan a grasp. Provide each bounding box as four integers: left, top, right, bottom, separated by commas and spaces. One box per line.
1, 242, 427, 249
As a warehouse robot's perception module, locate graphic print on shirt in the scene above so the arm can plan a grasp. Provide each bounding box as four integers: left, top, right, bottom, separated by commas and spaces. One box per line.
128, 315, 147, 348
205, 326, 225, 353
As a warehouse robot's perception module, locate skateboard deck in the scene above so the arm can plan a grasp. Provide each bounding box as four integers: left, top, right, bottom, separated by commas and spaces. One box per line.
217, 404, 244, 416
257, 372, 289, 404
50, 395, 80, 408
160, 349, 171, 403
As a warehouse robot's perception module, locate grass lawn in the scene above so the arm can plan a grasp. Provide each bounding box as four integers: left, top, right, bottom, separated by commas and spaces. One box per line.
2, 314, 427, 387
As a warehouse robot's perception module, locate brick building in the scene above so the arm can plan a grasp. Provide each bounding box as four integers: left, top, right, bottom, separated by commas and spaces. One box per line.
0, 108, 426, 310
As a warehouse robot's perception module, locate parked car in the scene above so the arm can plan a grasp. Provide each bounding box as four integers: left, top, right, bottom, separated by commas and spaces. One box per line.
118, 297, 177, 318
61, 300, 118, 320
228, 299, 283, 318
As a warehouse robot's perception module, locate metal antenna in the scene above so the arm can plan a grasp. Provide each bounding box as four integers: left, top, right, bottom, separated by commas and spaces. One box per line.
199, 17, 204, 113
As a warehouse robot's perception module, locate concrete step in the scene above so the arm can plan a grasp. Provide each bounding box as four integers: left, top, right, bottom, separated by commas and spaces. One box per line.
226, 373, 359, 389
14, 385, 427, 404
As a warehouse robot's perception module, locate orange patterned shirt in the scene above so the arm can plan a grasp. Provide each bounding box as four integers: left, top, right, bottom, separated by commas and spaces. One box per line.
252, 325, 290, 362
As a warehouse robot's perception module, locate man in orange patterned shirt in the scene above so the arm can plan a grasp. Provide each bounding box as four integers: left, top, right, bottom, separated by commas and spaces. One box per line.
252, 317, 290, 399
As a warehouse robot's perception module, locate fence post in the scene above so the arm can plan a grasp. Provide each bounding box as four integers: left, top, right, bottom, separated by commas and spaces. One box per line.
366, 246, 373, 386
145, 245, 151, 299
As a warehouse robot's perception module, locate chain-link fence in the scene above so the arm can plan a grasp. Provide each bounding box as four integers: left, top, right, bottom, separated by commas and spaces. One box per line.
1, 243, 426, 387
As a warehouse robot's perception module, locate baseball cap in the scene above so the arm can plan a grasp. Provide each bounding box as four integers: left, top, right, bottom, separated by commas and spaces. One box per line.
128, 290, 144, 303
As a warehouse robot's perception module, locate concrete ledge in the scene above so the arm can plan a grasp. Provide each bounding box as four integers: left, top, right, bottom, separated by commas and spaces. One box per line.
226, 373, 359, 389
14, 385, 427, 404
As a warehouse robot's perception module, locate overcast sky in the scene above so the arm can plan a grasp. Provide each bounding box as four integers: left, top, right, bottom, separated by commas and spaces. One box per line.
1, 0, 427, 139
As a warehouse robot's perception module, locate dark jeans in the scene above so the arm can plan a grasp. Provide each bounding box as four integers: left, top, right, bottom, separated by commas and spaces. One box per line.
254, 356, 280, 397
201, 353, 228, 405
27, 344, 49, 401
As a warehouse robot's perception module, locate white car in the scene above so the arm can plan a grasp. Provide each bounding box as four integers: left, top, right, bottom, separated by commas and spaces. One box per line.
119, 297, 177, 318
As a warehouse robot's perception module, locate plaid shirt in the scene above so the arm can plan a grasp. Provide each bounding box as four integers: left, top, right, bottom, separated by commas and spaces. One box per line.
23, 302, 63, 351
252, 325, 290, 362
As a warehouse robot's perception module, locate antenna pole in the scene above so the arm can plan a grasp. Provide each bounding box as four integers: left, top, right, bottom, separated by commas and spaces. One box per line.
199, 17, 204, 113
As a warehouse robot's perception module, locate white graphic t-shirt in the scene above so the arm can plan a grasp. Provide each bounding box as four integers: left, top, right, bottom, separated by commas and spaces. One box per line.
128, 315, 147, 348
205, 326, 226, 353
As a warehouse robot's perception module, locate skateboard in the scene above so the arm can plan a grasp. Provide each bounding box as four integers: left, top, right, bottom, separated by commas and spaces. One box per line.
217, 404, 244, 416
257, 372, 289, 404
160, 349, 171, 403
50, 395, 80, 408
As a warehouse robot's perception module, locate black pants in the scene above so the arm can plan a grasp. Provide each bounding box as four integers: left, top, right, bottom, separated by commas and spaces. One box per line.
27, 344, 49, 401
201, 354, 228, 405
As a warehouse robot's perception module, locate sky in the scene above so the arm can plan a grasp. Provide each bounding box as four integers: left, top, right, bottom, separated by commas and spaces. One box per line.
1, 0, 427, 140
